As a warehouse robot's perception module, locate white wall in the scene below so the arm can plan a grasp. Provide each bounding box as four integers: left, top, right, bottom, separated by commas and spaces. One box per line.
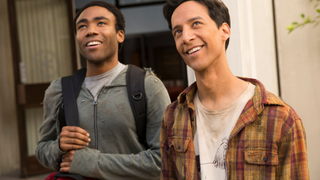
275, 0, 320, 179
250, 0, 279, 96
224, 0, 279, 95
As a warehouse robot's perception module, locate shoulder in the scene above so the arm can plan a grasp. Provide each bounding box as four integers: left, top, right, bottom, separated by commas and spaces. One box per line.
162, 82, 196, 122
144, 68, 163, 86
264, 90, 300, 121
47, 77, 62, 91
262, 91, 301, 137
43, 77, 63, 105
144, 68, 169, 98
243, 77, 300, 133
46, 78, 62, 95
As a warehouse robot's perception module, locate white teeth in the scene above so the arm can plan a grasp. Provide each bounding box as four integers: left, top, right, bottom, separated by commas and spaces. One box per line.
188, 47, 201, 54
87, 41, 101, 46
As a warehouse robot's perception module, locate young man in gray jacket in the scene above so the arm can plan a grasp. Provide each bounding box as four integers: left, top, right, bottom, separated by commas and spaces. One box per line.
35, 1, 171, 179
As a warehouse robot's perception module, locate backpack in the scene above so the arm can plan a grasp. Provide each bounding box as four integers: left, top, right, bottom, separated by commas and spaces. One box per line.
58, 64, 149, 149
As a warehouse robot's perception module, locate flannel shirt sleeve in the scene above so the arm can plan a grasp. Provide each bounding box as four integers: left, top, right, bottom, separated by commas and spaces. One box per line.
277, 117, 309, 180
160, 109, 177, 180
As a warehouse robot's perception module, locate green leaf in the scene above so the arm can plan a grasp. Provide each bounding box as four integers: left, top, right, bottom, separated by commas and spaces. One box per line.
292, 22, 298, 25
301, 14, 305, 18
317, 9, 320, 13
286, 24, 295, 31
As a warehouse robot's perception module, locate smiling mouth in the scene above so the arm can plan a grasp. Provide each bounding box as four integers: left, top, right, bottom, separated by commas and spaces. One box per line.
187, 46, 202, 54
86, 41, 102, 46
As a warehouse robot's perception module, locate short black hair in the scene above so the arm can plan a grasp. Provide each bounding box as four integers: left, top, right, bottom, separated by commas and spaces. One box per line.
163, 0, 230, 50
74, 1, 125, 52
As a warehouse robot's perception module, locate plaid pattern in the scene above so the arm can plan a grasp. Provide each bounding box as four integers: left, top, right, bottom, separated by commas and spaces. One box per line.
160, 77, 309, 180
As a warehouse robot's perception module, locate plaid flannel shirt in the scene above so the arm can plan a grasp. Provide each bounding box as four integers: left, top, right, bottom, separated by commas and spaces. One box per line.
160, 77, 309, 180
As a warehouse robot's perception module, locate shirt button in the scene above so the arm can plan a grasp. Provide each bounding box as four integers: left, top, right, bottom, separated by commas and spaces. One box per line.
263, 157, 268, 162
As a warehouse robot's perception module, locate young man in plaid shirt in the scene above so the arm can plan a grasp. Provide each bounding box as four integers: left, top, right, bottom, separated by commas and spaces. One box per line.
160, 0, 310, 179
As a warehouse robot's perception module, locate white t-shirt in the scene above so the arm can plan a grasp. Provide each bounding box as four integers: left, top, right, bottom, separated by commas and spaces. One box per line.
84, 62, 126, 100
194, 83, 255, 180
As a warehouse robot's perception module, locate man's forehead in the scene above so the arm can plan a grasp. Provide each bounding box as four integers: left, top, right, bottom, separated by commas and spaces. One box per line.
171, 1, 207, 25
77, 6, 114, 23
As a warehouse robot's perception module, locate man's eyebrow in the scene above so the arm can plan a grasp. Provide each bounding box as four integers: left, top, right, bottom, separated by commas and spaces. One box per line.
172, 16, 203, 32
76, 16, 110, 26
76, 18, 88, 26
172, 24, 181, 33
93, 16, 110, 21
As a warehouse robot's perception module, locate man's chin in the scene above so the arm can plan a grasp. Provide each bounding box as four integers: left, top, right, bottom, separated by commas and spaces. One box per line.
86, 58, 107, 65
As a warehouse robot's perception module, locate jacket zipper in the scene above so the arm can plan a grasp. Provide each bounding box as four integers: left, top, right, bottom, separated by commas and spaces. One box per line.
87, 87, 105, 150
93, 100, 98, 150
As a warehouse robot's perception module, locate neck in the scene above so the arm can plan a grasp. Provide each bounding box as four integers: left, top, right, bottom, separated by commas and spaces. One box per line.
194, 58, 248, 111
86, 59, 119, 77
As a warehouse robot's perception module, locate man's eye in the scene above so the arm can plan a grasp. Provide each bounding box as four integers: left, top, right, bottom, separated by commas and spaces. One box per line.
98, 22, 106, 25
193, 21, 201, 26
78, 25, 86, 30
174, 30, 182, 36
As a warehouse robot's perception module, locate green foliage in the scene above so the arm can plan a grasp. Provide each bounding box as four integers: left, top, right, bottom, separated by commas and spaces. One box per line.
287, 0, 320, 33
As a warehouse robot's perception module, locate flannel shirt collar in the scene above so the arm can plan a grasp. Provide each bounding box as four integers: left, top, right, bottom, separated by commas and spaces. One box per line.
178, 77, 284, 109
239, 77, 285, 113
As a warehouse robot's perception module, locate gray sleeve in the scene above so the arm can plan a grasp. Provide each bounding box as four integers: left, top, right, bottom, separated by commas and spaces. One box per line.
69, 71, 171, 180
35, 78, 66, 171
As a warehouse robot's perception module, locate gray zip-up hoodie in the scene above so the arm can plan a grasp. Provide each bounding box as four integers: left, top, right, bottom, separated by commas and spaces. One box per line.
35, 65, 171, 179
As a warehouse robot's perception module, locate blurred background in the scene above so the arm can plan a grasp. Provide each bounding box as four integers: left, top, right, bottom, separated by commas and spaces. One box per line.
0, 0, 319, 179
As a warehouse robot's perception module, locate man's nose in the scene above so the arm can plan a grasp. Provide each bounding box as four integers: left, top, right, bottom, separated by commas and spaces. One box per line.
85, 25, 98, 37
182, 28, 195, 44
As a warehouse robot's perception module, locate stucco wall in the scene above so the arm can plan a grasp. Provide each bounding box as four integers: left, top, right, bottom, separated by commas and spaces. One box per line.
275, 0, 320, 179
0, 0, 20, 176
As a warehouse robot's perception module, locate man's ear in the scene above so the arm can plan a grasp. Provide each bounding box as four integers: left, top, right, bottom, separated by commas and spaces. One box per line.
117, 30, 125, 43
220, 23, 231, 41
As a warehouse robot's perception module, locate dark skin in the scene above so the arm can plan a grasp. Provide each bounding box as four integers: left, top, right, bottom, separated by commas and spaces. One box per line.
61, 150, 76, 172
59, 126, 90, 172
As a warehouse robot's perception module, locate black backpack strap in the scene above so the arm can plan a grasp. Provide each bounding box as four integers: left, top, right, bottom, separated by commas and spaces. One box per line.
56, 68, 88, 179
126, 65, 148, 149
59, 68, 87, 126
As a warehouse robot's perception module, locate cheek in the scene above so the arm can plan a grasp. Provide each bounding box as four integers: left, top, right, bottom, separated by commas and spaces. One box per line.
175, 41, 183, 54
76, 32, 85, 43
76, 36, 82, 46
